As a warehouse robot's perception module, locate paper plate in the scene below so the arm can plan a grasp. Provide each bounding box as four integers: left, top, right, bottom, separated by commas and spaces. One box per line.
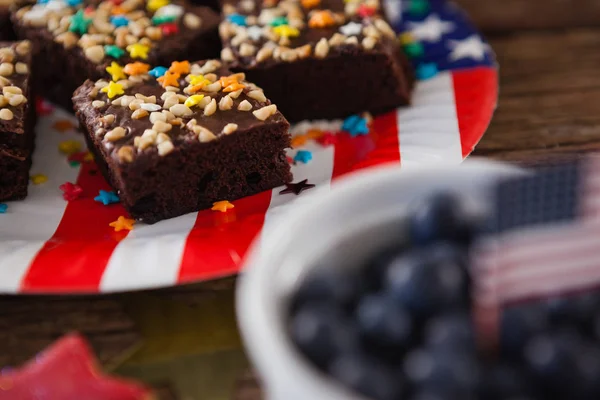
0, 0, 498, 294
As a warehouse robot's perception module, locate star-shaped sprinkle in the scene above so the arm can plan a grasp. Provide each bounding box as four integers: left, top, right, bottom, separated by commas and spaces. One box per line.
106, 62, 126, 81
110, 15, 129, 27
149, 66, 168, 78
357, 3, 376, 17
188, 74, 209, 86
408, 15, 454, 42
279, 179, 315, 195
52, 119, 76, 133
123, 62, 150, 75
169, 60, 190, 74
59, 182, 83, 201
69, 9, 92, 35
0, 334, 151, 400
291, 135, 307, 147
111, 5, 126, 15
66, 0, 83, 6
58, 140, 82, 155
403, 42, 424, 58
152, 14, 176, 25
31, 174, 48, 184
109, 216, 135, 231
0, 203, 7, 214
306, 129, 324, 140
301, 0, 319, 8
161, 22, 179, 35
273, 24, 300, 37
342, 115, 369, 136
147, 0, 169, 12
35, 97, 54, 115
317, 132, 337, 146
294, 150, 313, 164
68, 151, 94, 165
247, 25, 263, 41
104, 45, 125, 59
154, 4, 183, 18
399, 32, 414, 45
157, 71, 180, 87
184, 94, 204, 107
101, 81, 124, 98
212, 200, 234, 212
308, 11, 335, 28
408, 0, 430, 16
227, 13, 247, 26
448, 35, 490, 61
339, 21, 362, 36
269, 16, 288, 27
94, 190, 120, 205
126, 43, 150, 59
416, 62, 438, 80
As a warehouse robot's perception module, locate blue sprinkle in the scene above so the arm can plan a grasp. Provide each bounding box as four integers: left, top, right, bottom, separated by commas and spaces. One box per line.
227, 13, 247, 26
66, 0, 83, 6
294, 150, 313, 164
0, 204, 7, 214
416, 62, 438, 80
342, 114, 370, 136
149, 66, 168, 78
94, 190, 120, 205
110, 15, 129, 28
37, 0, 50, 4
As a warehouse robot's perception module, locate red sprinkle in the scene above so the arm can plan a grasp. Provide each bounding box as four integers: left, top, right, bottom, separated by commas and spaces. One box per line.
358, 4, 376, 17
59, 182, 83, 201
161, 23, 179, 36
286, 156, 294, 164
317, 132, 337, 146
35, 97, 54, 115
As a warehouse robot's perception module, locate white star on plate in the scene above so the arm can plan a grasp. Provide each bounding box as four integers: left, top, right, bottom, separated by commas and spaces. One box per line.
408, 15, 454, 42
247, 25, 264, 41
340, 21, 363, 36
448, 35, 489, 61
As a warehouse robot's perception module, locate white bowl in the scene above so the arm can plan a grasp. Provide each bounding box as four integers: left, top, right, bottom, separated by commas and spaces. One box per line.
236, 159, 523, 400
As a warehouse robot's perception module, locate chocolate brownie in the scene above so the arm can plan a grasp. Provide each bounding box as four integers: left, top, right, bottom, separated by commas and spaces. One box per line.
219, 0, 414, 122
73, 59, 292, 223
11, 0, 221, 110
0, 40, 35, 201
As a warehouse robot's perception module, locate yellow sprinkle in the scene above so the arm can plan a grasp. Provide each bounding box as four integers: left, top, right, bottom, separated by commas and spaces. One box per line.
184, 94, 204, 107
212, 200, 234, 212
399, 32, 415, 45
147, 0, 169, 12
106, 62, 126, 82
30, 174, 48, 185
83, 152, 94, 162
126, 43, 150, 60
272, 25, 300, 38
101, 81, 125, 98
188, 74, 209, 86
58, 140, 82, 155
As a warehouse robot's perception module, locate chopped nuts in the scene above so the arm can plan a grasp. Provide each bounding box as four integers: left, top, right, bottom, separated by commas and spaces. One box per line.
15, 41, 31, 56
296, 44, 312, 59
345, 36, 359, 46
315, 38, 329, 58
256, 46, 273, 63
218, 95, 233, 111
238, 100, 253, 111
100, 114, 115, 126
280, 49, 298, 62
0, 96, 6, 107
117, 146, 134, 163
197, 126, 216, 142
162, 95, 179, 109
204, 98, 217, 116
221, 47, 235, 62
141, 103, 162, 112
253, 104, 277, 121
156, 132, 170, 144
223, 123, 238, 134
229, 89, 243, 99
0, 108, 13, 121
0, 63, 13, 77
8, 94, 26, 107
157, 141, 174, 156
15, 62, 28, 75
150, 111, 166, 123
3, 86, 22, 95
170, 104, 193, 117
55, 32, 78, 49
374, 19, 396, 38
104, 127, 126, 142
184, 13, 202, 29
204, 82, 222, 92
85, 45, 105, 64
239, 43, 256, 57
247, 90, 267, 103
329, 33, 346, 47
362, 36, 377, 50
153, 120, 172, 133
132, 108, 149, 119
92, 100, 105, 108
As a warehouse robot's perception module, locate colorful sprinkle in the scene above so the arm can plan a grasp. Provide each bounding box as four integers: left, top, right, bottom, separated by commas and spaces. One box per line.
227, 13, 247, 26
272, 25, 300, 38
154, 4, 184, 19
59, 182, 83, 201
109, 216, 135, 232
58, 140, 82, 155
111, 5, 126, 15
66, 0, 83, 6
279, 179, 315, 195
68, 151, 93, 165
340, 21, 363, 36
52, 119, 76, 133
106, 62, 126, 81
147, 0, 170, 13
269, 16, 288, 27
104, 45, 125, 59
169, 60, 190, 74
342, 115, 369, 136
30, 174, 48, 185
0, 204, 7, 214
403, 42, 424, 58
301, 0, 320, 9
157, 71, 180, 88
126, 43, 150, 59
294, 150, 313, 164
184, 94, 204, 108
308, 11, 335, 29
416, 62, 438, 80
123, 62, 150, 76
317, 132, 337, 146
161, 23, 179, 35
291, 135, 308, 147
152, 15, 177, 25
399, 32, 415, 45
306, 129, 324, 140
357, 4, 376, 17
35, 98, 54, 115
408, 0, 430, 16
94, 190, 120, 205
101, 81, 125, 98
69, 10, 92, 35
110, 15, 129, 27
212, 200, 235, 212
188, 74, 210, 86
148, 66, 168, 78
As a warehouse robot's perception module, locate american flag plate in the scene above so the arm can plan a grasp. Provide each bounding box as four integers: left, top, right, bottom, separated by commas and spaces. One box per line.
0, 0, 498, 293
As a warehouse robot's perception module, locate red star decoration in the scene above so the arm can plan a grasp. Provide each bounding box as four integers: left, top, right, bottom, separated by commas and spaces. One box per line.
161, 23, 179, 36
317, 132, 337, 146
35, 97, 54, 116
0, 334, 151, 400
357, 4, 376, 17
286, 156, 294, 164
279, 179, 315, 195
59, 182, 83, 201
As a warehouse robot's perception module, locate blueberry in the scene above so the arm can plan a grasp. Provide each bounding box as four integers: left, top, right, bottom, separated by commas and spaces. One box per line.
355, 293, 414, 352
329, 352, 403, 400
408, 192, 478, 247
424, 313, 475, 354
292, 267, 361, 311
385, 245, 470, 319
546, 292, 600, 332
500, 304, 549, 361
477, 363, 535, 400
363, 247, 405, 291
572, 346, 600, 399
290, 303, 358, 369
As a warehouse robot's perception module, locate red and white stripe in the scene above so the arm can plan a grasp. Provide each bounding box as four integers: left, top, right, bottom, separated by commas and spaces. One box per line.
0, 67, 497, 293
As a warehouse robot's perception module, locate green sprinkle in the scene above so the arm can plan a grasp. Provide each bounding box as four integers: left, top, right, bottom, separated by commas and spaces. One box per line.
69, 10, 92, 35
152, 15, 177, 25
408, 0, 430, 16
69, 160, 80, 167
269, 16, 288, 27
104, 45, 125, 59
403, 42, 424, 58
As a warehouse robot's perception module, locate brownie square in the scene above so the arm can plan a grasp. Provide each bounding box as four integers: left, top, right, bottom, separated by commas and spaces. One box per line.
73, 59, 292, 223
219, 0, 414, 122
12, 0, 222, 110
0, 40, 35, 201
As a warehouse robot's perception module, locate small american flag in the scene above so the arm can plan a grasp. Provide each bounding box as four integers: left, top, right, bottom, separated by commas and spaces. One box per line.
471, 156, 600, 347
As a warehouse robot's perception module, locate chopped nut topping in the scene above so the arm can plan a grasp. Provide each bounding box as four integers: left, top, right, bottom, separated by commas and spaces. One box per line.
362, 36, 377, 50
170, 104, 193, 117
0, 63, 14, 77
15, 63, 28, 75
150, 111, 166, 123
329, 33, 346, 47
247, 90, 267, 103
104, 126, 126, 142
156, 132, 170, 144
92, 100, 105, 108
253, 104, 278, 121
157, 140, 174, 156
229, 89, 243, 99
204, 82, 222, 93
132, 108, 149, 119
85, 45, 105, 64
221, 47, 235, 62
15, 41, 31, 56
223, 123, 238, 135
204, 98, 217, 116
238, 100, 253, 111
162, 95, 179, 109
117, 146, 134, 163
256, 46, 273, 63
218, 95, 233, 111
315, 38, 329, 58
345, 36, 359, 45
239, 43, 256, 57
0, 108, 13, 121
100, 114, 115, 126
197, 126, 216, 142
8, 94, 26, 107
184, 13, 202, 29
153, 120, 172, 133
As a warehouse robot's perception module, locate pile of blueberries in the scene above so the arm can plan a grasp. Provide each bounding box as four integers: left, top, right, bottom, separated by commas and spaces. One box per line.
289, 192, 600, 400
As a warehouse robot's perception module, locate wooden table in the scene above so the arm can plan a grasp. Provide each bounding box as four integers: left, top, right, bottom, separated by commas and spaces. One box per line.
3, 1, 599, 398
